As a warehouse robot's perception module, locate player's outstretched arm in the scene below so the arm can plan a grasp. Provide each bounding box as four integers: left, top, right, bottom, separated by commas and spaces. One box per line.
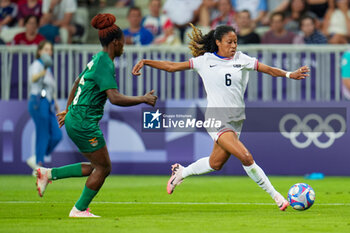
106, 89, 157, 107
257, 63, 310, 80
56, 77, 80, 128
132, 59, 190, 76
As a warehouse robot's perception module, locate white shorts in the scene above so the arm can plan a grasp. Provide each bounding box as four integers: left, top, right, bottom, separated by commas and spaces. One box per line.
207, 120, 244, 141
204, 108, 245, 141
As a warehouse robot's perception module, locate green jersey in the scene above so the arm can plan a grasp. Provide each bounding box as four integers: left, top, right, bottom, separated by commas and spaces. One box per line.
65, 51, 117, 153
69, 51, 118, 122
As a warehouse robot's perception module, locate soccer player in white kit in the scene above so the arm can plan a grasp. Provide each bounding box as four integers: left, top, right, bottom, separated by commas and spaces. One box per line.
132, 24, 309, 211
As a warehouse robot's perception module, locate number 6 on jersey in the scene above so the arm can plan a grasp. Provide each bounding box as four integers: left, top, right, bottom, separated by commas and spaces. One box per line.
225, 73, 232, 86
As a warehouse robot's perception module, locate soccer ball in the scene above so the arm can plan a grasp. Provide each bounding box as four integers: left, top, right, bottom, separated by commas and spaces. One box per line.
287, 183, 315, 210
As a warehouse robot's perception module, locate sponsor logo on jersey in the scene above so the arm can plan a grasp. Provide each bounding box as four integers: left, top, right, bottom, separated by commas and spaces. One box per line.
209, 64, 217, 68
89, 137, 98, 147
233, 64, 242, 68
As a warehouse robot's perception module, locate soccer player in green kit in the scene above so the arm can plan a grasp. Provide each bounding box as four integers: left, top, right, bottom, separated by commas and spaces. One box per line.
35, 13, 157, 218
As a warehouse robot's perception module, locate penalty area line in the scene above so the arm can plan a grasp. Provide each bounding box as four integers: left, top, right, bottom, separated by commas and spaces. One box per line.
0, 201, 349, 206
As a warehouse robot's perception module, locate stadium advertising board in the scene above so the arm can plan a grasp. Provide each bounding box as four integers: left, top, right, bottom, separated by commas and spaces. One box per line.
0, 100, 348, 175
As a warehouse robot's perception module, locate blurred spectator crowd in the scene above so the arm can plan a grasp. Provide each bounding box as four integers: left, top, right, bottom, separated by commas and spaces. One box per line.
0, 0, 349, 45
0, 0, 87, 45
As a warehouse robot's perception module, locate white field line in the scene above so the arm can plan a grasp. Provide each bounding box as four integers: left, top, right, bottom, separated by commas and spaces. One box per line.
0, 201, 349, 206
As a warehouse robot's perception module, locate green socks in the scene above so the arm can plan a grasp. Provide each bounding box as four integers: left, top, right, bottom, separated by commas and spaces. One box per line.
75, 186, 98, 211
51, 163, 98, 211
51, 163, 83, 180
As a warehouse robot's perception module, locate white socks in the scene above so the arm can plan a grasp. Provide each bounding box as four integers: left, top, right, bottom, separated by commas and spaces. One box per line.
243, 162, 277, 199
182, 158, 278, 200
182, 157, 215, 178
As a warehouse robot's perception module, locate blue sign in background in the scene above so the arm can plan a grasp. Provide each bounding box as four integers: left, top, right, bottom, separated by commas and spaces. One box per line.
0, 100, 349, 175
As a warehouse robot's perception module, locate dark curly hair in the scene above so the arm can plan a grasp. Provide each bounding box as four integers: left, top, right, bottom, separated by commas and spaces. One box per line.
188, 24, 236, 57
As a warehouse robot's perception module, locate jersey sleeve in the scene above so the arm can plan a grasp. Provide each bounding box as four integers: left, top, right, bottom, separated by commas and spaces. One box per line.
240, 52, 258, 71
94, 59, 118, 92
341, 51, 350, 79
189, 55, 206, 71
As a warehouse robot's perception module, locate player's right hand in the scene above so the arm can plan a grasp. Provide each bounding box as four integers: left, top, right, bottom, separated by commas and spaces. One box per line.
56, 110, 67, 128
132, 60, 144, 76
290, 65, 310, 80
144, 90, 157, 107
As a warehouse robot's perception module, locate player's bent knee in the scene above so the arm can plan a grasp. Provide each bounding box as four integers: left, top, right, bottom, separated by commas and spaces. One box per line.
95, 164, 111, 177
210, 161, 224, 171
241, 160, 253, 166
240, 154, 254, 166
212, 165, 223, 171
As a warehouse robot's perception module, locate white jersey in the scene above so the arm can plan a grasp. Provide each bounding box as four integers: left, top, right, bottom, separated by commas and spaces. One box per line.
189, 51, 258, 121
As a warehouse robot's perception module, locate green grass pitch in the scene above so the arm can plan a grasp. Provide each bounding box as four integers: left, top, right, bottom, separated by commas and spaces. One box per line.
1, 175, 350, 233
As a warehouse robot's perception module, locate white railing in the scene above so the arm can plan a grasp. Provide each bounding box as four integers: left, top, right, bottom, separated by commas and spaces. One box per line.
0, 44, 348, 101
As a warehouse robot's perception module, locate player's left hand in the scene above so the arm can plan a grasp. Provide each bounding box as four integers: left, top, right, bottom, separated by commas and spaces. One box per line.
56, 110, 67, 128
132, 60, 144, 76
290, 66, 310, 80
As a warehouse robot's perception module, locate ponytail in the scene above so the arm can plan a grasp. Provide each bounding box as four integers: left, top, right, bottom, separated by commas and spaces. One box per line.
188, 24, 236, 57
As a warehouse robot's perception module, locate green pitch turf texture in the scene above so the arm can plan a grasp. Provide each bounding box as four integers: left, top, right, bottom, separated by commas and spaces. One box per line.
1, 175, 349, 233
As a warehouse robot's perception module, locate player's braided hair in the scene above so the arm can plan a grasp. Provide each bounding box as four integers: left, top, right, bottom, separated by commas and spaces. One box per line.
188, 24, 236, 57
91, 13, 123, 47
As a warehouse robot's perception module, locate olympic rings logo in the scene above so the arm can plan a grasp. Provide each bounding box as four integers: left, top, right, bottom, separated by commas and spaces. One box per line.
279, 114, 346, 149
